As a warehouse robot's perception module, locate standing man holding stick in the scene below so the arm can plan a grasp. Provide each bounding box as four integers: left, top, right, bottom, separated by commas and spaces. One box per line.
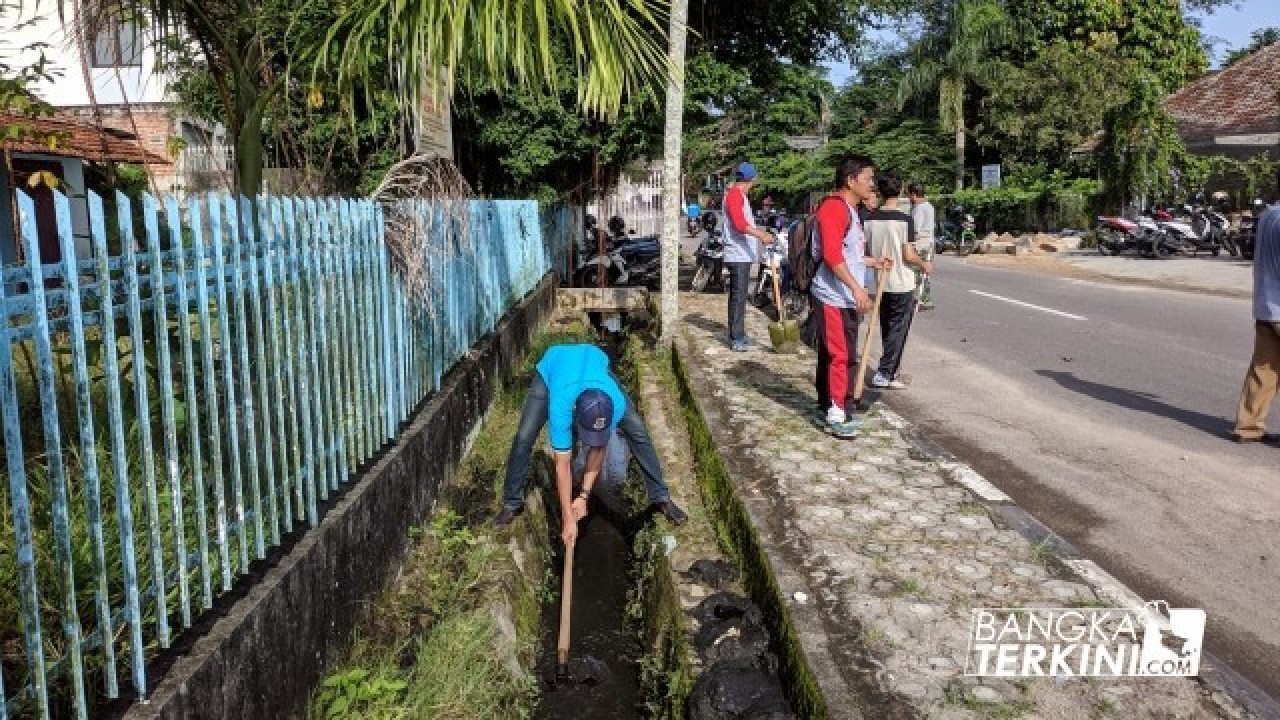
723, 162, 776, 352
809, 155, 892, 438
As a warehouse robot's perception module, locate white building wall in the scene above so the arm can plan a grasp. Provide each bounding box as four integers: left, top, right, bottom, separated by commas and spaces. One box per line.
8, 4, 173, 107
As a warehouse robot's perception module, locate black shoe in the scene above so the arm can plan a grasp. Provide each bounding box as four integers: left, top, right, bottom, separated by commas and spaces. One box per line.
657, 500, 688, 526
492, 506, 522, 528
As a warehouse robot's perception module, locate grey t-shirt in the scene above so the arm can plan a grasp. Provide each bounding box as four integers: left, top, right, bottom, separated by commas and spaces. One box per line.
911, 201, 936, 254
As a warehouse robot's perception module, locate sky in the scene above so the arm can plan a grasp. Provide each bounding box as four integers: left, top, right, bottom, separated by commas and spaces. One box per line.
822, 0, 1280, 86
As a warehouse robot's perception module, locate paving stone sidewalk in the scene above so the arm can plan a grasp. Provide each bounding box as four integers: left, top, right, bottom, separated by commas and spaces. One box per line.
675, 291, 1255, 720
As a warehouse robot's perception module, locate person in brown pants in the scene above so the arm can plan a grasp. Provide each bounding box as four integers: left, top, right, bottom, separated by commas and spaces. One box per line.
1234, 195, 1280, 443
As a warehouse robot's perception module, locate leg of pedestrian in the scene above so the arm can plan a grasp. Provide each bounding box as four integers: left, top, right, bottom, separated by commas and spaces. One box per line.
1234, 321, 1280, 442
726, 261, 751, 350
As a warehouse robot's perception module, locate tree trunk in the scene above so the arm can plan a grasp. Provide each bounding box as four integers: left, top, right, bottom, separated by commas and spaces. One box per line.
659, 0, 690, 346
955, 119, 965, 192
236, 111, 265, 199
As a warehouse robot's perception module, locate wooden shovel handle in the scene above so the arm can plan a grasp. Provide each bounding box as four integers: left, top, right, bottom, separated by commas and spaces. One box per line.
556, 542, 575, 666
769, 254, 787, 322
852, 264, 887, 405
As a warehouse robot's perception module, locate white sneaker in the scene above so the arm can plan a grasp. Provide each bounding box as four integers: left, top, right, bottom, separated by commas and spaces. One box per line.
826, 405, 848, 425
887, 376, 907, 389
870, 372, 891, 388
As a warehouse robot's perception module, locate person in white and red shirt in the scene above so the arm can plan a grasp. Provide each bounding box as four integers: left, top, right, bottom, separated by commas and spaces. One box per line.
810, 154, 893, 438
722, 162, 776, 351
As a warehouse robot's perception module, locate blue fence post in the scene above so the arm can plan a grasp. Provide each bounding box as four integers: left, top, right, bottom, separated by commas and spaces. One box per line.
222, 196, 266, 558
359, 204, 379, 454
311, 200, 340, 491
5, 195, 51, 718
242, 196, 281, 545
282, 198, 318, 525
299, 199, 330, 501
118, 192, 171, 648
374, 204, 395, 441
208, 195, 249, 569
323, 200, 350, 484
91, 192, 147, 697
143, 194, 191, 628
59, 193, 117, 699
188, 197, 233, 590
260, 198, 293, 531
21, 191, 89, 718
339, 200, 364, 465
164, 195, 212, 610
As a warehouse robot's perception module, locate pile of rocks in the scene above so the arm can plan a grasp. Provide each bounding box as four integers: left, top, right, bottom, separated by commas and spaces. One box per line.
973, 232, 1084, 256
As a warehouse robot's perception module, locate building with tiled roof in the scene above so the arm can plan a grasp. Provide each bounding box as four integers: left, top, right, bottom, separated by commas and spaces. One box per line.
1165, 41, 1280, 155
1, 111, 171, 164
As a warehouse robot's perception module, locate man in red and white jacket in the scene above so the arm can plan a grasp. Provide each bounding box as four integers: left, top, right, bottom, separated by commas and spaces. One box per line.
810, 154, 893, 438
722, 162, 776, 351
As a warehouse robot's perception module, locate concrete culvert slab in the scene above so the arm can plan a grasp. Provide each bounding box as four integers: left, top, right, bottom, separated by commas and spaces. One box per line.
687, 654, 797, 720
684, 558, 741, 588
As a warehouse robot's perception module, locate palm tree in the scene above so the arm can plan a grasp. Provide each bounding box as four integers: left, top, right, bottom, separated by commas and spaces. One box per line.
897, 0, 1009, 191
53, 0, 671, 196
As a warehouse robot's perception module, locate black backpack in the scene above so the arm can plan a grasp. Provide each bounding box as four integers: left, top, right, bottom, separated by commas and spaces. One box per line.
790, 198, 858, 294
787, 215, 821, 293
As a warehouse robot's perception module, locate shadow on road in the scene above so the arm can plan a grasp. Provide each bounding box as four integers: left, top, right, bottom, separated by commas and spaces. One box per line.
1035, 369, 1233, 439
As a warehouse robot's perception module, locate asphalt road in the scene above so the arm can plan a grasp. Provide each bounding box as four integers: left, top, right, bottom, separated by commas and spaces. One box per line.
882, 255, 1280, 705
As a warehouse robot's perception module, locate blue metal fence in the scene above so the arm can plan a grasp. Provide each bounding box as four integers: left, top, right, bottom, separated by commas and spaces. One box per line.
0, 190, 564, 718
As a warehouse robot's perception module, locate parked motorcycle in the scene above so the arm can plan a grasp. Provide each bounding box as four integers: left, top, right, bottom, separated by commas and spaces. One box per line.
576, 215, 662, 289
748, 239, 809, 324
937, 214, 977, 256
690, 213, 725, 292
1095, 215, 1147, 256
1230, 201, 1265, 261
1158, 204, 1221, 256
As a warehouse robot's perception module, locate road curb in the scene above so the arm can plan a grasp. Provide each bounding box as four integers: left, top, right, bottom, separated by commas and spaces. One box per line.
883, 404, 1280, 720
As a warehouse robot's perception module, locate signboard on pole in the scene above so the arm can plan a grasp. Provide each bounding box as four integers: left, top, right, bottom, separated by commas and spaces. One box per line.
981, 164, 1002, 189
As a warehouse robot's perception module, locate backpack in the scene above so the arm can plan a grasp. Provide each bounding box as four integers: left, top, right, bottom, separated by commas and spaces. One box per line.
787, 215, 821, 293
789, 198, 855, 293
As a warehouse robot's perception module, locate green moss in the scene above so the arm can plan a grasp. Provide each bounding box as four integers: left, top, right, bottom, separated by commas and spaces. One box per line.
669, 347, 833, 720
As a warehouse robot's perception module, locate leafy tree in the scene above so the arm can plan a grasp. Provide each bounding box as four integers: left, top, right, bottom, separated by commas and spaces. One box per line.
896, 0, 1011, 190
50, 0, 674, 197
1224, 27, 1279, 66
976, 40, 1133, 171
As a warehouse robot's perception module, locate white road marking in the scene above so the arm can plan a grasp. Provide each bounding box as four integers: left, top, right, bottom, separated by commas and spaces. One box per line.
968, 290, 1087, 321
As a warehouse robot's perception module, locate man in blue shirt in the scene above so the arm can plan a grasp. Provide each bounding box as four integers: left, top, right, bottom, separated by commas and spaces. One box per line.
494, 343, 687, 545
1234, 186, 1280, 443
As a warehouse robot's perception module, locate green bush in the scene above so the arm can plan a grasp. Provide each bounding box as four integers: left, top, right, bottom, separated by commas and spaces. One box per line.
939, 175, 1103, 233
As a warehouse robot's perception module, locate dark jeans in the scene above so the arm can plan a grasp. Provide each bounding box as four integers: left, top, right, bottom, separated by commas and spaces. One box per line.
501, 374, 671, 510
726, 261, 752, 343
877, 291, 916, 378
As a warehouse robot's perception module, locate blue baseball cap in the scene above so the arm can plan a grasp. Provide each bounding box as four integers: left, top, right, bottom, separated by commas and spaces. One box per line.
735, 162, 758, 181
574, 389, 615, 447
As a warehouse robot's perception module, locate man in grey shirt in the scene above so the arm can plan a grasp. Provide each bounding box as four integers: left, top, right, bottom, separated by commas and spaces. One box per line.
908, 183, 935, 308
1234, 190, 1280, 443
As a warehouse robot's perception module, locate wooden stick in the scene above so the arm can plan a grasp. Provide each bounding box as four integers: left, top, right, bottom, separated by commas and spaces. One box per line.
851, 262, 887, 409
556, 542, 575, 672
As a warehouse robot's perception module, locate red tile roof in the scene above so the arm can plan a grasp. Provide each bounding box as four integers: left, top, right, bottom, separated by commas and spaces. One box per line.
1, 111, 170, 164
1165, 42, 1280, 144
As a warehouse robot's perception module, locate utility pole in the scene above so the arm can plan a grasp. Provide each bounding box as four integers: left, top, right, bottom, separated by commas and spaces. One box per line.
659, 0, 689, 346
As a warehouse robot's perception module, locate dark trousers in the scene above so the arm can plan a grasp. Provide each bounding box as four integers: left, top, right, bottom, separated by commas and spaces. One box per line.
813, 299, 860, 412
877, 291, 917, 378
726, 261, 752, 343
501, 374, 671, 510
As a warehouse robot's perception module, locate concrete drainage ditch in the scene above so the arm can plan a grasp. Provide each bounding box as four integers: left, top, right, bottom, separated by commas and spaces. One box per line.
309, 310, 822, 719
